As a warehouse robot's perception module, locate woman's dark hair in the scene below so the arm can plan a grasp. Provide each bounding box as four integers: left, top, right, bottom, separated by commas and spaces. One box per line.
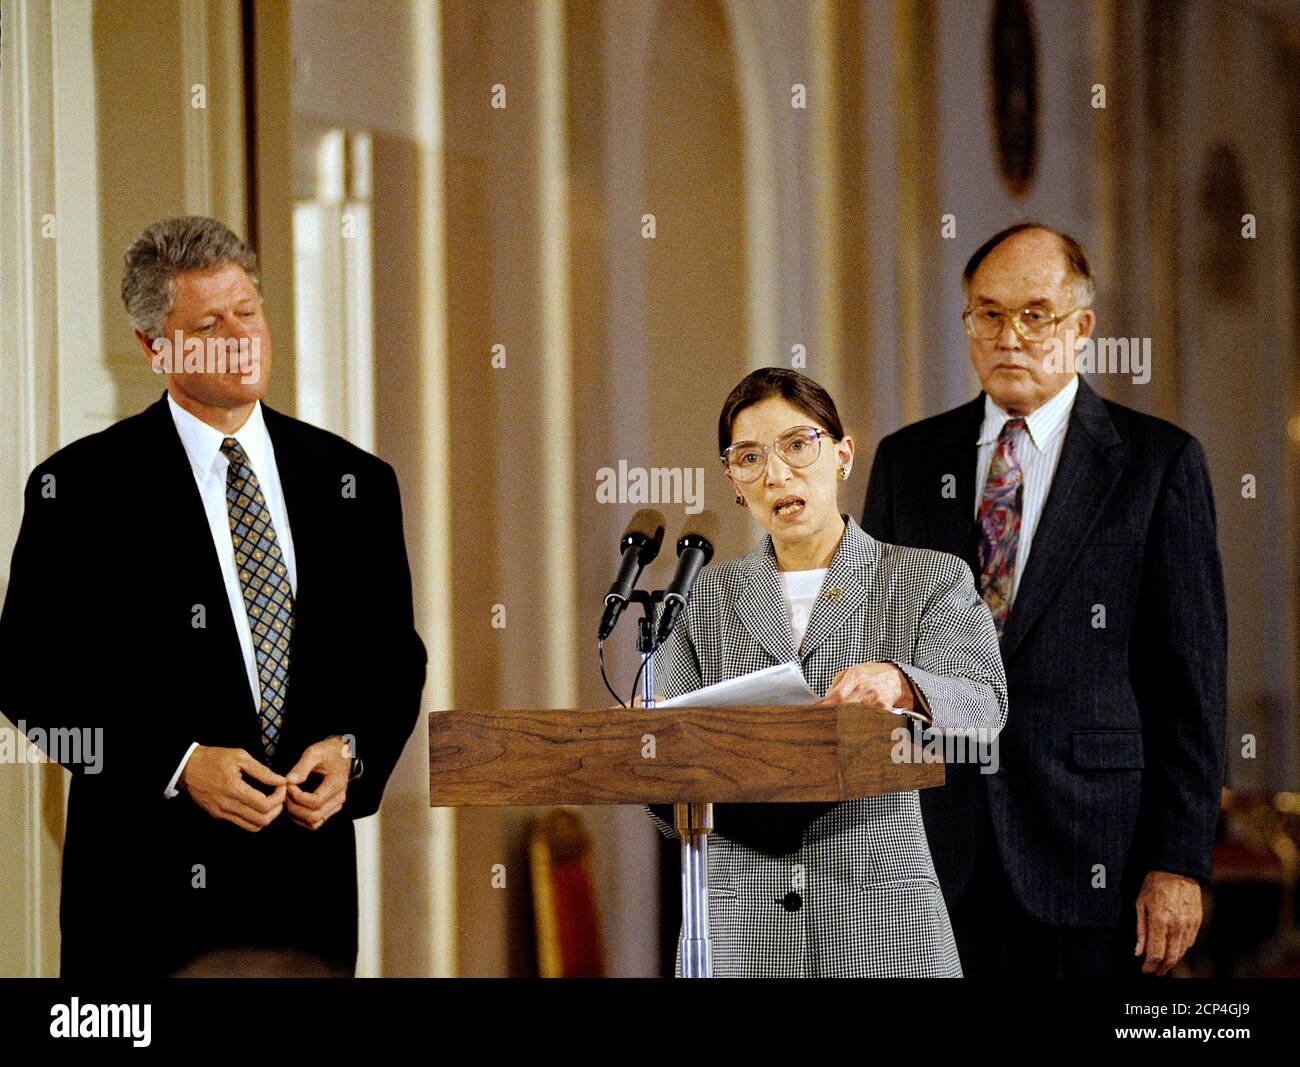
717, 367, 846, 455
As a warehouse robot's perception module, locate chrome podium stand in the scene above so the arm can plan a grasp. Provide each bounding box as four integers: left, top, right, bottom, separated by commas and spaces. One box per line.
638, 610, 713, 979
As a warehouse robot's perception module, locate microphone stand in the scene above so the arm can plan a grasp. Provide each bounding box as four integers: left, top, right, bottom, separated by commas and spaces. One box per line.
629, 589, 713, 979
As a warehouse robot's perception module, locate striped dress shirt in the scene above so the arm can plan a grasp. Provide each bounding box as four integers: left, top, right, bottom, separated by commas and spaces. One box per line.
162, 394, 299, 797
973, 374, 1079, 607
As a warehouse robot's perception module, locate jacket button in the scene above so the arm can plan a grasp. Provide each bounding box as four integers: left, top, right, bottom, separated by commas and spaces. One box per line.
780, 891, 802, 913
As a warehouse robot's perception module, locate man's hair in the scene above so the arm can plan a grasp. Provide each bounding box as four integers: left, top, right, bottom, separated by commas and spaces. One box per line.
961, 222, 1096, 307
718, 367, 846, 456
121, 216, 260, 340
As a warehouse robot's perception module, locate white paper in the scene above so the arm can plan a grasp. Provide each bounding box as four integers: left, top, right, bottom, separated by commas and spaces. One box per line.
657, 661, 820, 708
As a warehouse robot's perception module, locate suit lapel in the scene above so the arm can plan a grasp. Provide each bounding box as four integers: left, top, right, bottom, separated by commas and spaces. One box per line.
999, 378, 1125, 662
797, 517, 872, 665
260, 403, 317, 612
146, 393, 257, 718
922, 395, 984, 574
733, 516, 876, 669
735, 535, 799, 666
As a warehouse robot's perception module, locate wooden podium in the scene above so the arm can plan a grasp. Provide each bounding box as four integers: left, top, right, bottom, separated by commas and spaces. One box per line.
429, 703, 944, 977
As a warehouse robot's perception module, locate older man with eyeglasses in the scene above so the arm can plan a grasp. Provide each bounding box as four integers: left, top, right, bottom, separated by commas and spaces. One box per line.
862, 223, 1227, 978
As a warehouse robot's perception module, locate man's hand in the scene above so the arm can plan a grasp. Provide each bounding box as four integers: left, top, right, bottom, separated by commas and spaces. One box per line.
179, 746, 287, 831
283, 737, 353, 831
1135, 870, 1203, 975
814, 663, 912, 711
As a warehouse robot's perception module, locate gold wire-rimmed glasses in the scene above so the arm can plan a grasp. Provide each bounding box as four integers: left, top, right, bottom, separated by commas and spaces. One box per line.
962, 302, 1085, 342
722, 426, 834, 483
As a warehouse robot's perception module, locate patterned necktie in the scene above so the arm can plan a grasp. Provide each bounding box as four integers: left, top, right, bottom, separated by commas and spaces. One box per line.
221, 437, 294, 757
977, 417, 1026, 637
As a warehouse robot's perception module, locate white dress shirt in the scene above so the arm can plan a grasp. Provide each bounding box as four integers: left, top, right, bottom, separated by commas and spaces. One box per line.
162, 394, 298, 797
780, 567, 828, 653
973, 374, 1079, 608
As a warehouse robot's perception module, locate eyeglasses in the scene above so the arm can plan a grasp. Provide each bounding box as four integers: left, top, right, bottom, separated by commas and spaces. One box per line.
962, 302, 1085, 342
722, 426, 834, 483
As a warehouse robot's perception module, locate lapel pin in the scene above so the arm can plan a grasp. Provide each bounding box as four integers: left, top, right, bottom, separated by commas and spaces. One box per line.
824, 586, 844, 601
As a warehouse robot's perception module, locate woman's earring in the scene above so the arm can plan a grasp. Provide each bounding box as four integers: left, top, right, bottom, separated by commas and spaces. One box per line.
735, 494, 745, 506
838, 466, 850, 480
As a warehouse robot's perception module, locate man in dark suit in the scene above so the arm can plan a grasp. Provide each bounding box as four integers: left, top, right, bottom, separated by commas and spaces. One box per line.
0, 215, 426, 977
863, 223, 1226, 977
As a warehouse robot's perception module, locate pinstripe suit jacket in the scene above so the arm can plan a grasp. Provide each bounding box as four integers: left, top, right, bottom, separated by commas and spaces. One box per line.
646, 515, 1007, 977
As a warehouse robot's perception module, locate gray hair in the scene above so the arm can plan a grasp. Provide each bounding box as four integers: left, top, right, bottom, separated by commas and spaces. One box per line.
121, 216, 261, 340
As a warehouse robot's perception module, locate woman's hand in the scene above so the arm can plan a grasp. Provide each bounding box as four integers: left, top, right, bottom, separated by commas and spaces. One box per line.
813, 663, 913, 711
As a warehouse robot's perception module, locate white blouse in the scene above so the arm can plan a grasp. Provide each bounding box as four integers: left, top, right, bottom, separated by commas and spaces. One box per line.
780, 567, 829, 652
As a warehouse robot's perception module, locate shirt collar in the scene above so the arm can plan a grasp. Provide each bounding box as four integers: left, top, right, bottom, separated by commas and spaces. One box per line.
976, 374, 1079, 451
167, 392, 274, 483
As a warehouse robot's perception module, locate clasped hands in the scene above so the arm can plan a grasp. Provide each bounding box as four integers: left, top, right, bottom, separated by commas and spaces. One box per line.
178, 736, 353, 833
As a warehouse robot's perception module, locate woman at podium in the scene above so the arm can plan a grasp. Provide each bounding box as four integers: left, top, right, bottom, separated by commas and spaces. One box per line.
647, 367, 1007, 977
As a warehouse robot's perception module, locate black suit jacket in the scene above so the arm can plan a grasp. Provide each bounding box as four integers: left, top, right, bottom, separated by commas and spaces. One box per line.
862, 377, 1226, 928
0, 394, 427, 976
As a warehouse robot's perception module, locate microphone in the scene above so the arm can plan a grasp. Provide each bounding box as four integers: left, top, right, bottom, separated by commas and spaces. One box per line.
598, 509, 666, 640
654, 510, 718, 645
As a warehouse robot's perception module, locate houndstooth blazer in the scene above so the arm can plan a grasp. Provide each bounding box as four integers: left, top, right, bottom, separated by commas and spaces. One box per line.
646, 514, 1007, 977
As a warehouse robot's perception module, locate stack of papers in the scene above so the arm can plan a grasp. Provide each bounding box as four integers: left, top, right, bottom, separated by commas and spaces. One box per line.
657, 662, 819, 707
